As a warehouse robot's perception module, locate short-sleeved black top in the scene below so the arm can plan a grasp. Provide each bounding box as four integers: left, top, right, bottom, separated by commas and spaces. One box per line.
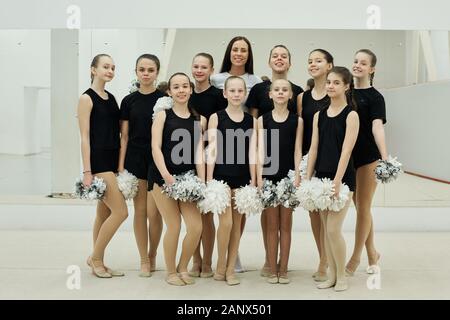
245, 80, 303, 116
189, 86, 227, 119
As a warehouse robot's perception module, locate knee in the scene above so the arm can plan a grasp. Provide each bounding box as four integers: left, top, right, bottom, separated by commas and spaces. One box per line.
219, 217, 233, 232
166, 220, 182, 234
326, 226, 341, 240
114, 208, 129, 222
280, 223, 291, 234
187, 221, 203, 237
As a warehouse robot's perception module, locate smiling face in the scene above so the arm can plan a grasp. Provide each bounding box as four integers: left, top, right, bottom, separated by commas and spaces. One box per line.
191, 55, 213, 84
224, 77, 246, 107
269, 46, 291, 74
136, 58, 158, 87
352, 51, 375, 81
326, 72, 349, 99
230, 40, 249, 68
168, 74, 192, 104
269, 79, 292, 105
91, 56, 115, 83
308, 51, 332, 79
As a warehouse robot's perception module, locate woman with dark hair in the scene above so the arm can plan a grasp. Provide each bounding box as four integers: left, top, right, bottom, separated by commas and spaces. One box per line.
118, 54, 165, 277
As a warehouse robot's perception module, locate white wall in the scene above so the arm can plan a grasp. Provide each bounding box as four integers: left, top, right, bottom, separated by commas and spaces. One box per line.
0, 30, 51, 155
167, 29, 407, 89
383, 80, 450, 181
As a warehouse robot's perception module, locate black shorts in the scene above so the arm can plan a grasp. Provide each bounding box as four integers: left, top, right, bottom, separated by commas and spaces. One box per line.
91, 148, 119, 174
315, 171, 356, 192
213, 174, 251, 189
124, 145, 151, 180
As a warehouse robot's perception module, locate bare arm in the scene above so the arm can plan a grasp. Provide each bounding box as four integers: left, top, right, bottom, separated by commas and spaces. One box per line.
195, 116, 207, 182
77, 94, 93, 185
306, 112, 319, 180
294, 117, 304, 186
118, 120, 129, 172
333, 111, 360, 192
296, 92, 304, 117
256, 116, 265, 188
151, 111, 173, 184
206, 114, 218, 182
249, 117, 258, 186
372, 119, 388, 160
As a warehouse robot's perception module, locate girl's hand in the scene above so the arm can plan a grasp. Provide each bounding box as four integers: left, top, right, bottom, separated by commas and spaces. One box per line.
83, 172, 93, 187
163, 174, 176, 186
294, 175, 301, 188
332, 178, 341, 198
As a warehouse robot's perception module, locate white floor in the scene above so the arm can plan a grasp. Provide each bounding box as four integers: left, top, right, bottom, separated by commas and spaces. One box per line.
0, 230, 449, 300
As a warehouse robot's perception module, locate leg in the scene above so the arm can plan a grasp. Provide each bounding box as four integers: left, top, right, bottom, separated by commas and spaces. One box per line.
147, 190, 162, 272
310, 211, 327, 278
234, 214, 247, 272
151, 184, 184, 285
132, 179, 151, 276
90, 172, 129, 277
92, 200, 111, 260
265, 207, 280, 278
325, 196, 352, 291
278, 206, 293, 284
200, 213, 215, 277
226, 191, 243, 285
215, 206, 233, 280
260, 211, 270, 276
190, 239, 202, 277
346, 161, 378, 274
317, 212, 336, 289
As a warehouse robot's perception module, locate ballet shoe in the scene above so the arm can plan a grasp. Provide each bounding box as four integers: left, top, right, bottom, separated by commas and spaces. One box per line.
345, 259, 360, 277
166, 274, 186, 286
88, 257, 112, 278
334, 280, 349, 292
266, 274, 279, 284
200, 271, 214, 278
87, 256, 124, 277
234, 255, 245, 273
278, 273, 290, 284
366, 252, 381, 274
213, 273, 226, 281
316, 280, 336, 289
312, 272, 328, 282
260, 266, 271, 277
139, 258, 152, 278
226, 274, 240, 286
179, 272, 195, 285
189, 263, 201, 277
148, 255, 156, 272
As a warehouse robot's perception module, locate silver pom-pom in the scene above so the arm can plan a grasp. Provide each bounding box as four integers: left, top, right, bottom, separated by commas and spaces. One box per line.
375, 155, 403, 183
162, 170, 206, 202
152, 96, 173, 119
259, 179, 278, 208
275, 176, 300, 209
117, 169, 139, 200
129, 79, 139, 93
233, 185, 263, 216
328, 183, 351, 212
296, 177, 322, 212
73, 176, 107, 200
313, 178, 335, 211
197, 179, 231, 214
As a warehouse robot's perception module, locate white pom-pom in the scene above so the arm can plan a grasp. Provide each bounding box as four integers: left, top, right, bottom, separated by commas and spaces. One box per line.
375, 155, 403, 183
152, 96, 173, 119
197, 179, 231, 214
313, 178, 334, 211
300, 154, 308, 179
162, 170, 206, 202
296, 177, 321, 212
129, 79, 139, 93
73, 176, 107, 200
260, 179, 278, 208
117, 169, 139, 200
328, 183, 350, 212
233, 185, 263, 216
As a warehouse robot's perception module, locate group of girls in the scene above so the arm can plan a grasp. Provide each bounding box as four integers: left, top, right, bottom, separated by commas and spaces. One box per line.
77, 35, 388, 292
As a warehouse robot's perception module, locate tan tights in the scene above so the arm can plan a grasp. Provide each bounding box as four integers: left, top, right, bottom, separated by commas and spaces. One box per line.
266, 206, 293, 275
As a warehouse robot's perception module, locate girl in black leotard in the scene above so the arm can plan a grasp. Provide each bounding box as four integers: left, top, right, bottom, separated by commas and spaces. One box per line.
345, 49, 388, 276
297, 49, 334, 282
151, 73, 207, 286
118, 54, 164, 277
306, 66, 359, 292
257, 79, 303, 284
77, 54, 127, 278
